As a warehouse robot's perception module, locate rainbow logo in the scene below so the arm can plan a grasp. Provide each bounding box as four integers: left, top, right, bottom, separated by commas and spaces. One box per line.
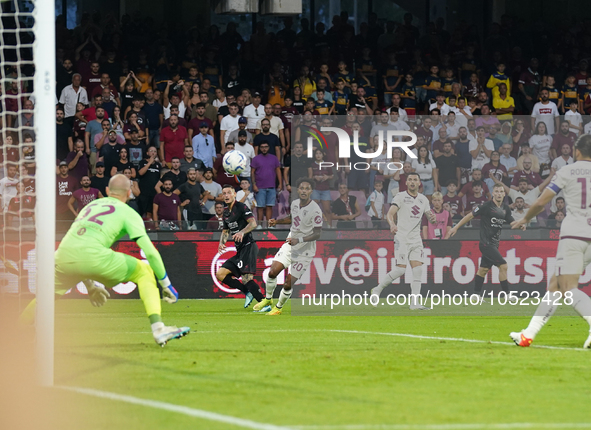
304, 125, 328, 157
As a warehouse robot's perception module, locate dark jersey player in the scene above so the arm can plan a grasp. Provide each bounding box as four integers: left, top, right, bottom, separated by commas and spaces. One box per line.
215, 184, 264, 308
450, 183, 526, 297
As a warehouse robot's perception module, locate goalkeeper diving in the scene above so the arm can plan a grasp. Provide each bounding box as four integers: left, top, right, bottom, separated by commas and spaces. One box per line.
22, 174, 189, 346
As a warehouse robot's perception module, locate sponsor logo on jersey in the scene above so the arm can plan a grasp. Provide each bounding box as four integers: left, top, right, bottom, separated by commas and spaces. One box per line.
411, 205, 421, 216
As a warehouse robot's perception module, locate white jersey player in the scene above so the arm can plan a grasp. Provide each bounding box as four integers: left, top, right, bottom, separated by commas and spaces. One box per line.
510, 134, 591, 347
253, 178, 323, 315
370, 172, 436, 309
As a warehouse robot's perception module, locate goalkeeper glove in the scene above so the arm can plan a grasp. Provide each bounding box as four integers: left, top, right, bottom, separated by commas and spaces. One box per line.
84, 280, 110, 307
159, 274, 178, 304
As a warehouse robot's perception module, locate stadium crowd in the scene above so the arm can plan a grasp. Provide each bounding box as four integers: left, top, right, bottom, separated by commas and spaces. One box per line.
2, 11, 591, 231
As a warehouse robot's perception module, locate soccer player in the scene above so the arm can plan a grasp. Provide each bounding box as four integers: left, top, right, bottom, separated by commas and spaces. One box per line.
253, 178, 322, 315
370, 173, 436, 310
215, 184, 264, 308
450, 183, 526, 298
509, 134, 591, 348
21, 174, 189, 346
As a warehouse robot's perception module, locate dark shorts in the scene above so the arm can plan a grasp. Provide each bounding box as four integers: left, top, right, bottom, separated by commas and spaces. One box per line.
222, 241, 259, 277
479, 243, 506, 269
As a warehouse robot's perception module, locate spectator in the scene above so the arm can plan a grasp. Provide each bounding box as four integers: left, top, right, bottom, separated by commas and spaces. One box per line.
442, 181, 463, 220
83, 61, 102, 95
242, 92, 264, 133
67, 175, 102, 217
56, 161, 78, 222
59, 73, 88, 119
331, 183, 361, 229
123, 111, 147, 141
530, 89, 560, 136
434, 141, 460, 195
65, 139, 89, 181
121, 167, 141, 214
111, 147, 136, 178
551, 120, 577, 160
191, 122, 216, 168
56, 108, 71, 161
308, 148, 334, 229
482, 150, 508, 191
236, 178, 256, 210
13, 99, 35, 139
95, 119, 124, 154
175, 167, 206, 230
548, 197, 566, 221
187, 103, 214, 141
370, 111, 391, 138
159, 115, 189, 168
528, 122, 553, 171
91, 72, 120, 103
156, 158, 187, 193
492, 83, 514, 122
256, 103, 286, 150
78, 94, 109, 122
232, 131, 255, 183
551, 143, 574, 171
455, 126, 473, 185
153, 179, 182, 229
137, 146, 162, 219
90, 162, 109, 197
422, 191, 452, 240
486, 61, 510, 99
162, 105, 187, 129
511, 197, 529, 225
199, 92, 218, 124
367, 180, 386, 229
227, 117, 253, 145
411, 146, 437, 198
180, 146, 205, 173
6, 181, 35, 227
512, 156, 543, 190
251, 142, 282, 227
565, 101, 583, 136
212, 88, 227, 109
143, 88, 164, 146
253, 119, 282, 160
469, 126, 494, 170
0, 164, 19, 213
432, 128, 455, 158
516, 143, 540, 173
98, 129, 123, 176
200, 167, 223, 215
463, 181, 488, 215
494, 172, 555, 207
206, 202, 225, 231
84, 105, 107, 172
499, 143, 518, 180
163, 80, 186, 119
219, 102, 241, 151
458, 169, 491, 200
286, 142, 309, 192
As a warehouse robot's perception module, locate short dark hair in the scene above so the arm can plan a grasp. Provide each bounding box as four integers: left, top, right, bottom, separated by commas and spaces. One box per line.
556, 197, 565, 203
171, 157, 180, 161
519, 178, 529, 184
215, 201, 225, 207
472, 180, 483, 187
296, 177, 315, 189
493, 182, 504, 190
407, 172, 420, 180
575, 134, 591, 158
446, 179, 457, 187
222, 184, 235, 190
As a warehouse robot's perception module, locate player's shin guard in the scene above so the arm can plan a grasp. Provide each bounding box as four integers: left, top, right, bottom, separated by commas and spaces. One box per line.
245, 280, 264, 301
223, 275, 249, 294
266, 276, 278, 299
277, 288, 292, 308
129, 262, 161, 318
523, 291, 561, 340
569, 289, 591, 326
473, 274, 485, 294
410, 265, 423, 307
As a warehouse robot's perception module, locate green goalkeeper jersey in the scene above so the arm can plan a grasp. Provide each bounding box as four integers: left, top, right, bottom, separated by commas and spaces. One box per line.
57, 197, 167, 279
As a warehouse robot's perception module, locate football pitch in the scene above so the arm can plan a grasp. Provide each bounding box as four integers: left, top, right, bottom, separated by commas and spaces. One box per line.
47, 299, 591, 430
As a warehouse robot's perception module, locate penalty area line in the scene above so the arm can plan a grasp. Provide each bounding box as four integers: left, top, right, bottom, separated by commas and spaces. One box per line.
329, 330, 587, 351
57, 386, 295, 430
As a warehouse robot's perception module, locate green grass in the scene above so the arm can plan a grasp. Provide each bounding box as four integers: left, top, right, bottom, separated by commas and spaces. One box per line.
51, 299, 591, 430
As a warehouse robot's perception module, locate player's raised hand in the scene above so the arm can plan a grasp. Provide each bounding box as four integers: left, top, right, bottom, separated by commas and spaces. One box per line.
233, 231, 244, 243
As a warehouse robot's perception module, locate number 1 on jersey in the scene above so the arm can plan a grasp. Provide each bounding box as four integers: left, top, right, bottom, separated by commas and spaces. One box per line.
578, 178, 590, 209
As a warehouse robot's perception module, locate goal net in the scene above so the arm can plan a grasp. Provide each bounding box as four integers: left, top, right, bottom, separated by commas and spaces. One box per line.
0, 0, 56, 386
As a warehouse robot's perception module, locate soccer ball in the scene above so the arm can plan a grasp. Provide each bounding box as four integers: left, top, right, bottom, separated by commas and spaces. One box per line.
222, 150, 247, 175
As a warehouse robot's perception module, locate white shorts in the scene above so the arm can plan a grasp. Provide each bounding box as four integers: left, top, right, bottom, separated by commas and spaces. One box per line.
394, 239, 424, 266
555, 238, 591, 275
273, 242, 313, 280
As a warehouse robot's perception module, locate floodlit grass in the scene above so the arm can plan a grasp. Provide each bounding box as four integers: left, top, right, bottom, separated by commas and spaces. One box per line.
50, 299, 591, 430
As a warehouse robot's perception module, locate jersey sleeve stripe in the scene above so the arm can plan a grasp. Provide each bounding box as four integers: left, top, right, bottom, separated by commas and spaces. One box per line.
547, 183, 561, 194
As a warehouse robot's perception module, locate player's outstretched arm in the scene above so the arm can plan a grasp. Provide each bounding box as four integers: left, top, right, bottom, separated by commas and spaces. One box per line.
511, 188, 555, 229
450, 212, 474, 237
270, 216, 292, 227
135, 235, 178, 303
219, 229, 230, 253
425, 210, 437, 224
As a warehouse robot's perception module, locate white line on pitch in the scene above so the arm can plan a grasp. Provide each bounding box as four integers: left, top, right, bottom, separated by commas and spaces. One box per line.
329, 330, 586, 351
292, 423, 591, 429
58, 386, 294, 430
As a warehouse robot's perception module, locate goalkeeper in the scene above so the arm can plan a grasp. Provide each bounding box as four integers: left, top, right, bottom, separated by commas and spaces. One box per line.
22, 174, 189, 346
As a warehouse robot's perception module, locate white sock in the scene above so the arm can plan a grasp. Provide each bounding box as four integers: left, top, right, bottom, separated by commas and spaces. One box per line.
151, 322, 165, 333
569, 289, 591, 327
277, 288, 292, 308
523, 291, 561, 339
266, 276, 278, 299
410, 265, 423, 306
373, 266, 406, 295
